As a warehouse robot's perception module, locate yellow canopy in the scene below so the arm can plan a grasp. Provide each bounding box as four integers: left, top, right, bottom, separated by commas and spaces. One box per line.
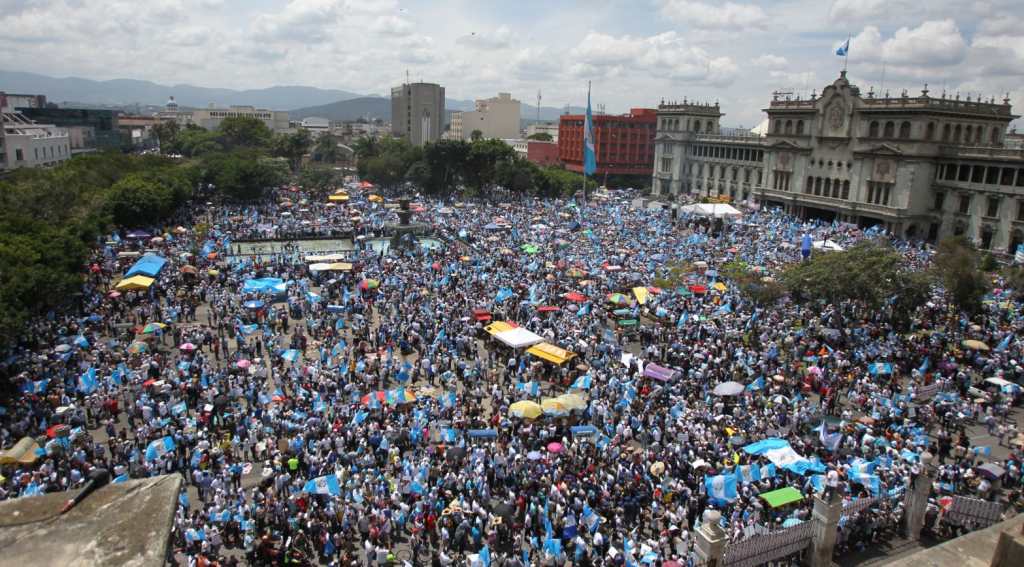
328, 194, 350, 202
556, 393, 588, 410
116, 275, 155, 290
0, 437, 41, 466
509, 400, 543, 419
713, 282, 728, 292
368, 194, 384, 203
485, 321, 518, 335
632, 286, 649, 305
527, 342, 577, 365
541, 398, 569, 415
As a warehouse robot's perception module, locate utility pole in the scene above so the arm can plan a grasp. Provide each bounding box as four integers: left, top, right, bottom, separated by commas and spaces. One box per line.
536, 90, 542, 123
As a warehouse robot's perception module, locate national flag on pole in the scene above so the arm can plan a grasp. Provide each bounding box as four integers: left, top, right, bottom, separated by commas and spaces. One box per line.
836, 38, 850, 56
583, 84, 597, 176
705, 473, 739, 502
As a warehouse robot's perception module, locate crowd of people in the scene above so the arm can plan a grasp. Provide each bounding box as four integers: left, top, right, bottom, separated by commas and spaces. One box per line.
0, 182, 1022, 567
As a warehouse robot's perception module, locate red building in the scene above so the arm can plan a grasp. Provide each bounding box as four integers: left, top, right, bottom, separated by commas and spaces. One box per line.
526, 140, 560, 167
558, 108, 657, 177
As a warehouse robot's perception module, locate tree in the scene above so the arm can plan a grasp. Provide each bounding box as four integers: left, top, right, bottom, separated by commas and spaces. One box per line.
106, 174, 175, 226
201, 151, 285, 201
298, 166, 338, 199
781, 240, 930, 320
932, 237, 991, 314
1003, 266, 1024, 300
272, 130, 313, 172
312, 134, 343, 163
527, 132, 553, 141
152, 120, 180, 150
470, 129, 483, 142
421, 140, 470, 194
464, 138, 515, 193
218, 116, 273, 149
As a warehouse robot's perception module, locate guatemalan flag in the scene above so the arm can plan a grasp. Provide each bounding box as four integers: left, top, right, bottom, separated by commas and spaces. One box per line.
303, 474, 342, 496
145, 436, 176, 461
836, 38, 850, 56
705, 473, 739, 502
583, 84, 597, 176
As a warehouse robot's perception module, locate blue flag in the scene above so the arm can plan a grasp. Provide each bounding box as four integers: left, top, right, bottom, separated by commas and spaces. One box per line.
836, 38, 850, 56
583, 85, 597, 176
78, 367, 98, 394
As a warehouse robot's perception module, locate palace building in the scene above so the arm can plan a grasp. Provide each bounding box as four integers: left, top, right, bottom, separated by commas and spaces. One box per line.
652, 72, 1024, 254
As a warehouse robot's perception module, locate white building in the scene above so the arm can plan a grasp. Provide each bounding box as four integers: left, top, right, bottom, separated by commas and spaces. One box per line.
502, 138, 529, 158
300, 117, 331, 138
156, 97, 290, 132
456, 93, 521, 141
652, 72, 1024, 254
0, 111, 71, 171
526, 121, 559, 142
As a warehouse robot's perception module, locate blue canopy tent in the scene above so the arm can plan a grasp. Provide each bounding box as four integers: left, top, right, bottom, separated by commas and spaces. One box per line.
467, 429, 498, 439
125, 254, 167, 278
570, 425, 598, 436
242, 278, 287, 295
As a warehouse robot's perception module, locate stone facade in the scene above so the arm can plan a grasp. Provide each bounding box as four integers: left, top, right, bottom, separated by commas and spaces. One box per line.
653, 72, 1024, 254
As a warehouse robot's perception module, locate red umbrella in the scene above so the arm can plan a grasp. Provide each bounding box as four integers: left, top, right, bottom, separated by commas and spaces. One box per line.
547, 442, 564, 453
236, 359, 252, 369
564, 292, 587, 303
431, 262, 441, 270
107, 291, 122, 298
689, 284, 708, 294
46, 425, 66, 438
142, 379, 157, 388
537, 306, 560, 313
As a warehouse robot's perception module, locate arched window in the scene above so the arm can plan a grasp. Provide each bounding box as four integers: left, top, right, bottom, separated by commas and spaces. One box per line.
796, 120, 805, 135
842, 180, 850, 200
706, 120, 714, 133
942, 124, 951, 141
954, 124, 962, 143
784, 120, 793, 135
926, 122, 935, 140
899, 121, 911, 139
806, 176, 814, 194
833, 179, 842, 198
815, 177, 823, 195
773, 121, 781, 134
883, 121, 895, 138
965, 125, 973, 143
824, 178, 832, 196
991, 128, 1001, 145
975, 126, 983, 144
869, 121, 879, 138
695, 121, 703, 133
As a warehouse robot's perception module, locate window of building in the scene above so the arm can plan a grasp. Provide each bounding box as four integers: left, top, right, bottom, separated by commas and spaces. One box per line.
15, 149, 23, 161
934, 192, 945, 211
986, 167, 999, 185
706, 121, 713, 133
660, 157, 672, 172
981, 227, 995, 250
972, 166, 985, 183
992, 128, 1001, 145
959, 194, 971, 214
957, 165, 970, 182
869, 121, 879, 137
986, 197, 1000, 218
834, 179, 842, 198
34, 148, 39, 160
883, 121, 895, 138
842, 180, 850, 200
999, 168, 1014, 186
965, 125, 973, 143
899, 121, 911, 139
796, 120, 805, 135
806, 176, 813, 194
943, 124, 951, 141
954, 124, 962, 143
824, 178, 832, 196
1010, 229, 1023, 254
1017, 201, 1024, 222
814, 177, 823, 195
784, 120, 793, 135
744, 169, 751, 183
926, 122, 935, 140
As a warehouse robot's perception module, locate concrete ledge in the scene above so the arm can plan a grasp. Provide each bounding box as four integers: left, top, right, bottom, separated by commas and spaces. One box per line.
0, 474, 182, 567
886, 513, 1024, 567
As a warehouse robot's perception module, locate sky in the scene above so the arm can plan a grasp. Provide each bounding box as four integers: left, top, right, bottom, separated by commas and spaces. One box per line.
1, 0, 1023, 127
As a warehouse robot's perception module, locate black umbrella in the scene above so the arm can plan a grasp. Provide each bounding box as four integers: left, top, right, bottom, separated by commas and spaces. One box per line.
492, 502, 515, 520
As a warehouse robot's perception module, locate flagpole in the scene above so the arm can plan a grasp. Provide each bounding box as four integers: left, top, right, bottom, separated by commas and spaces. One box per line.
843, 34, 850, 72
582, 80, 590, 205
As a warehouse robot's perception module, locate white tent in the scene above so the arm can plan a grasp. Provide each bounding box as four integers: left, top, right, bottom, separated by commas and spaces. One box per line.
812, 239, 845, 252
494, 327, 545, 348
679, 203, 743, 218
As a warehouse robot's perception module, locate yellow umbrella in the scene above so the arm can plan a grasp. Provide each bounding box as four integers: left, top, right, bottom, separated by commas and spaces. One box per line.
713, 282, 727, 292
556, 393, 587, 411
541, 398, 569, 416
116, 275, 155, 291
509, 400, 543, 419
961, 339, 990, 351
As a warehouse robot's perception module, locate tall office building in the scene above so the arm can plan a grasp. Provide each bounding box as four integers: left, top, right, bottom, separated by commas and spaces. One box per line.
391, 82, 444, 146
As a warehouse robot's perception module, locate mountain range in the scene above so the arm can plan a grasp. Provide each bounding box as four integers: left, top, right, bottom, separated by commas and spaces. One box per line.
1, 69, 586, 121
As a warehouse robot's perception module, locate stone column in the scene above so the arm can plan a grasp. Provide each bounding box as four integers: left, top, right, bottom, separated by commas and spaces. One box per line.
809, 492, 844, 567
904, 451, 934, 541
694, 510, 728, 567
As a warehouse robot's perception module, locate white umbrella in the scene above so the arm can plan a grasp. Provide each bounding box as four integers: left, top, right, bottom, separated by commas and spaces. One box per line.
712, 381, 745, 396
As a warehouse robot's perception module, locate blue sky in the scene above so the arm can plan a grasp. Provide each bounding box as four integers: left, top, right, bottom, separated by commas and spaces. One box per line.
1, 0, 1022, 127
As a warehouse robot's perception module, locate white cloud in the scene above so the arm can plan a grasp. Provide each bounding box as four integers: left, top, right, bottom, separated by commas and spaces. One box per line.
455, 26, 513, 50
370, 15, 413, 36
398, 35, 437, 65
828, 0, 895, 23
660, 0, 767, 29
570, 31, 737, 86
252, 0, 344, 42
849, 20, 967, 69
752, 54, 788, 68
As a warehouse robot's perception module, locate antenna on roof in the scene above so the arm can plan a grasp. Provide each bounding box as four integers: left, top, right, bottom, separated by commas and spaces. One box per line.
537, 90, 542, 123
